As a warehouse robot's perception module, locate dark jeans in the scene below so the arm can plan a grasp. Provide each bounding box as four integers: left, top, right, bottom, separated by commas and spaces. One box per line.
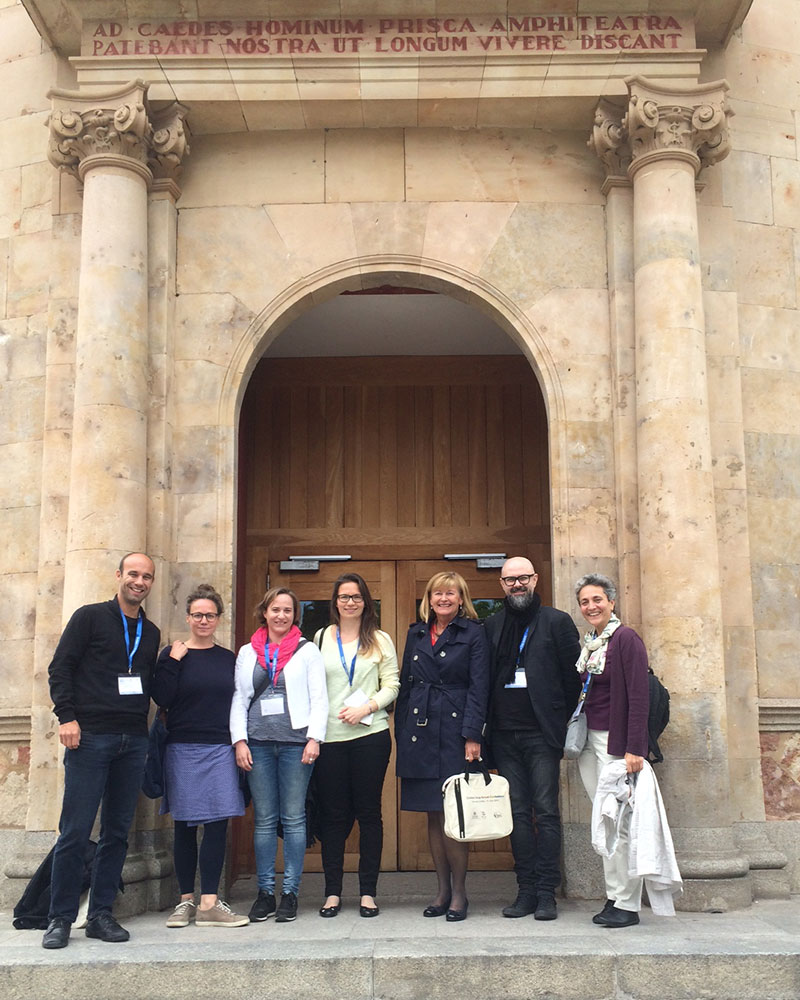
173, 818, 228, 896
314, 728, 392, 897
49, 731, 148, 922
491, 728, 563, 895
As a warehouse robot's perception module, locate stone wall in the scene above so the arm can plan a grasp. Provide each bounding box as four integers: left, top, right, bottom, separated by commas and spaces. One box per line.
0, 0, 799, 907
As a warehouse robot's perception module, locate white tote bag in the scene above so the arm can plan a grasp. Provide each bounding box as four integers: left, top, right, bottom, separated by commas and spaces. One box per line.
442, 761, 513, 842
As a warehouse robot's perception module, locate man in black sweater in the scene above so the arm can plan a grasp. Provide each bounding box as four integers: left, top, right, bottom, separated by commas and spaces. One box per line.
42, 553, 160, 950
484, 557, 581, 922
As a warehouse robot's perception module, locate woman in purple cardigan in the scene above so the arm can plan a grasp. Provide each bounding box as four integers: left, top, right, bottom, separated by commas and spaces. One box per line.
575, 573, 649, 929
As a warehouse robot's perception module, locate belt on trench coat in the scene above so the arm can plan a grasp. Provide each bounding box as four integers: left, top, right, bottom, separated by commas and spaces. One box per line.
407, 675, 468, 727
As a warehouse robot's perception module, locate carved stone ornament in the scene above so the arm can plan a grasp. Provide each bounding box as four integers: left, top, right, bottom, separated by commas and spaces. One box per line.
149, 103, 191, 185
46, 80, 190, 191
587, 99, 631, 180
624, 76, 731, 175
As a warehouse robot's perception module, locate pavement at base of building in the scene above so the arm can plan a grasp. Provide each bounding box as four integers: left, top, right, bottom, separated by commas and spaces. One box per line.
2, 872, 800, 1000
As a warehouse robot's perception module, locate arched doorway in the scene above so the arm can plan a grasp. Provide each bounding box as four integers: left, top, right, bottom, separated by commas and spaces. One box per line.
231, 286, 551, 877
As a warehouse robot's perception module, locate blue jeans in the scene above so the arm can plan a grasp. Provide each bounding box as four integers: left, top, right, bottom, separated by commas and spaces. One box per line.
491, 729, 563, 894
248, 742, 313, 895
49, 731, 148, 922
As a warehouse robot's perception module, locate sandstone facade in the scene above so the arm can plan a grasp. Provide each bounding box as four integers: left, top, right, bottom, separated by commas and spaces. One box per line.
1, 0, 798, 910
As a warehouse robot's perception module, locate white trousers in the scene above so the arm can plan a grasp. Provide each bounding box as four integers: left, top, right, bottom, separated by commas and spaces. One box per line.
577, 728, 643, 912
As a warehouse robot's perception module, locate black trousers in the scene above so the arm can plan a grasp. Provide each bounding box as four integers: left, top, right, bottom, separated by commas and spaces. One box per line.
173, 818, 228, 896
314, 728, 392, 897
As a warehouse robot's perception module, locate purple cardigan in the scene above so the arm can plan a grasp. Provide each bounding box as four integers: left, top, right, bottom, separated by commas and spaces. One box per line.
584, 625, 649, 758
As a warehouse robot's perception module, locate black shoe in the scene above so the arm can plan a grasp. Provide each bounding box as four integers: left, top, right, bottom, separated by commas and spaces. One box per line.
445, 899, 469, 922
534, 893, 558, 921
42, 918, 71, 949
360, 904, 380, 917
85, 911, 130, 942
249, 890, 276, 922
319, 903, 341, 918
502, 892, 537, 918
422, 897, 451, 918
275, 891, 298, 922
598, 905, 639, 928
592, 899, 616, 925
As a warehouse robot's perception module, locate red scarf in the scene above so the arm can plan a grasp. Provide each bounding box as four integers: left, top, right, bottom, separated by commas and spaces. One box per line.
251, 624, 302, 686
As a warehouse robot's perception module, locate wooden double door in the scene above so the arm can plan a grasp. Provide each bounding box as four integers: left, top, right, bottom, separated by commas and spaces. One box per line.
232, 353, 552, 876
230, 557, 515, 877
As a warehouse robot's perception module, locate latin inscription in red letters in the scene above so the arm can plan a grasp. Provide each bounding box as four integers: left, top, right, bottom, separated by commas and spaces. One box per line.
84, 14, 690, 57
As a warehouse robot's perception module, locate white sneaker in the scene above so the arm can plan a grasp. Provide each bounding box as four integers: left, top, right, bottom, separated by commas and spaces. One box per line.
166, 899, 197, 928
195, 900, 249, 927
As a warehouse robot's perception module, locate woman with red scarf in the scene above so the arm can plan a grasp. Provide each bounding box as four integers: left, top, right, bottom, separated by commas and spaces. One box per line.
230, 587, 328, 924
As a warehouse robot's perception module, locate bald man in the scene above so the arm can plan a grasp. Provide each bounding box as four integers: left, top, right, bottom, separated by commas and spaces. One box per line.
484, 557, 581, 921
43, 553, 160, 949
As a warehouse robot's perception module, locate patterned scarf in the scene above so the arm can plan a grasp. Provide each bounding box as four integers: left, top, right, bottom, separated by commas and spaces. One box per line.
575, 613, 622, 675
251, 624, 302, 686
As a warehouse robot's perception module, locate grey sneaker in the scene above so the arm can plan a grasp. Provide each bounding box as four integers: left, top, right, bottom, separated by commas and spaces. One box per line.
275, 891, 298, 922
196, 900, 249, 927
165, 899, 197, 928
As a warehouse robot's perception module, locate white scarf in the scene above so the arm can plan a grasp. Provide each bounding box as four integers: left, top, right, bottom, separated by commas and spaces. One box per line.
576, 613, 622, 675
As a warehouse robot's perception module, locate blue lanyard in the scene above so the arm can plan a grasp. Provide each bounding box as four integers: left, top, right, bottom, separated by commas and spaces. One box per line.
515, 625, 530, 669
119, 604, 143, 674
266, 644, 280, 686
336, 630, 358, 686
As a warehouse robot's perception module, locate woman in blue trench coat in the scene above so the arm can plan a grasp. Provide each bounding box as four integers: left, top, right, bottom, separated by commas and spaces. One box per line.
395, 571, 490, 922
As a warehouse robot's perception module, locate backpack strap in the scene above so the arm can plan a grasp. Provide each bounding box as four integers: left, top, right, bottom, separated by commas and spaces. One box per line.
315, 626, 329, 651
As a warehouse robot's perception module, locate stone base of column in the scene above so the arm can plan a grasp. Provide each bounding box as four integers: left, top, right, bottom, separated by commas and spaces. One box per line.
114, 845, 176, 917
1, 828, 177, 917
1, 830, 56, 910
734, 821, 791, 900
673, 827, 752, 912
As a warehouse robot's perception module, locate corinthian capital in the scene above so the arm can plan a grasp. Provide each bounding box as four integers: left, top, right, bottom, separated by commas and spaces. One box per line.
149, 103, 191, 194
588, 99, 631, 185
624, 76, 732, 176
47, 80, 152, 183
47, 81, 191, 195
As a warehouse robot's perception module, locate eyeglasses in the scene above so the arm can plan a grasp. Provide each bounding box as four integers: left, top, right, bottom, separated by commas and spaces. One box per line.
189, 612, 220, 622
337, 595, 364, 605
501, 575, 534, 586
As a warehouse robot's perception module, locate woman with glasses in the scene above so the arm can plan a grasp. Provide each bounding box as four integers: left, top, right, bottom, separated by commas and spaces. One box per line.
313, 574, 399, 918
395, 571, 490, 922
230, 587, 328, 923
151, 584, 248, 928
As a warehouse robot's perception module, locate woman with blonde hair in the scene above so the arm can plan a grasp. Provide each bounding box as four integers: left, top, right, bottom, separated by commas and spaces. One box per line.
230, 587, 328, 923
314, 573, 399, 918
395, 571, 490, 922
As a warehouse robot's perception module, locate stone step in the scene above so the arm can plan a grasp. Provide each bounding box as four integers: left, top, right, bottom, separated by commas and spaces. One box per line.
2, 873, 799, 1000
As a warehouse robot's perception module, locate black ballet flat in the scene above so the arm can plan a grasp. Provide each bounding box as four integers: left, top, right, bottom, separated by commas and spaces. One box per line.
319, 903, 341, 918
422, 899, 451, 918
445, 900, 469, 922
359, 904, 380, 918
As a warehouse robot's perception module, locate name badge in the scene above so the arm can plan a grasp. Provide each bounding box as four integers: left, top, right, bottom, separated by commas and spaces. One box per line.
118, 674, 144, 695
504, 668, 527, 690
261, 694, 285, 716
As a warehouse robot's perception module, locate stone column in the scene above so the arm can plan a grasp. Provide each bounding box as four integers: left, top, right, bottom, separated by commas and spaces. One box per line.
588, 101, 641, 629
47, 80, 153, 610
19, 83, 191, 914
624, 77, 750, 909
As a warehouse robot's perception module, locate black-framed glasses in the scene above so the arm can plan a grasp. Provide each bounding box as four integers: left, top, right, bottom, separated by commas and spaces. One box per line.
189, 612, 220, 621
501, 575, 534, 586
337, 595, 364, 605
